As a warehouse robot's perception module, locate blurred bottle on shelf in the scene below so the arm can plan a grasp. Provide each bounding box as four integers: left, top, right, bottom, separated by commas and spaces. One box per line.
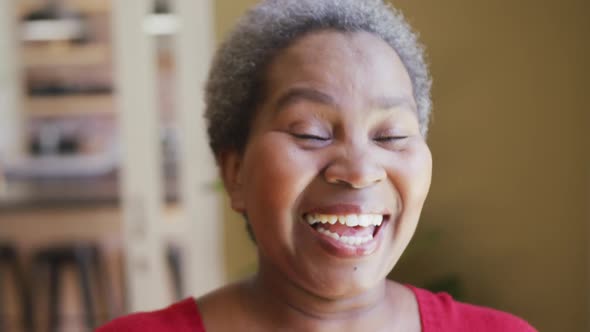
22, 0, 90, 44
29, 120, 81, 156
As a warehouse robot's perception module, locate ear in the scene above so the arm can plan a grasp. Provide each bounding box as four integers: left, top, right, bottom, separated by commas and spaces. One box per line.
218, 150, 246, 213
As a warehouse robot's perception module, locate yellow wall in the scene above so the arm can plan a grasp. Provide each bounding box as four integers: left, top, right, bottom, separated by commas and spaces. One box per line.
214, 1, 590, 331
392, 1, 589, 331
213, 0, 260, 282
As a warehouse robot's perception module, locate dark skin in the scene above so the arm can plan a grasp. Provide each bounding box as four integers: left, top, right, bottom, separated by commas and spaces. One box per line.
199, 30, 431, 331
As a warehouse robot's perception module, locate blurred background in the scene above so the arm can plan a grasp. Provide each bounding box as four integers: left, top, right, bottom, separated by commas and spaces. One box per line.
0, 0, 587, 331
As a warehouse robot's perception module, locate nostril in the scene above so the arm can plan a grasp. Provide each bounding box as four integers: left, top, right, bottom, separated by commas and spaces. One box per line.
350, 176, 383, 189
324, 171, 384, 189
327, 178, 351, 186
322, 152, 386, 188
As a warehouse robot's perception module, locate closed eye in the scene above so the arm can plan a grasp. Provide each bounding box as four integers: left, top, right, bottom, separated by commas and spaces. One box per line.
374, 136, 408, 142
292, 133, 331, 141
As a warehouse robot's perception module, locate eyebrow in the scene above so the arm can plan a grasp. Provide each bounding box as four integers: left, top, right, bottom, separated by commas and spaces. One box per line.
274, 87, 415, 112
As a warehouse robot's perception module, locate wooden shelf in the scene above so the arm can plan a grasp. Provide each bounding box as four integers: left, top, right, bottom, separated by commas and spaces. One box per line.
18, 0, 110, 17
17, 1, 114, 120
23, 43, 109, 67
25, 94, 114, 118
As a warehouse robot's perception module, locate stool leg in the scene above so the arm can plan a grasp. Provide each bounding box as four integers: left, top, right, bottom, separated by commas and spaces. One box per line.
21, 283, 34, 332
167, 249, 183, 300
12, 259, 33, 332
48, 263, 61, 332
91, 251, 111, 323
0, 265, 6, 332
78, 257, 96, 329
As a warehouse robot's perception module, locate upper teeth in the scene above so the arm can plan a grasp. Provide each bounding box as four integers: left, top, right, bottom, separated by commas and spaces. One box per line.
305, 214, 383, 227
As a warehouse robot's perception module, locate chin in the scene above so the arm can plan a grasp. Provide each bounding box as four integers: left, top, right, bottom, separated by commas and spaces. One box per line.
296, 261, 392, 300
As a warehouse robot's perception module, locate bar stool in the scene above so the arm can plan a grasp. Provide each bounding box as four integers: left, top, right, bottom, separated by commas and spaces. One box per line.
0, 243, 33, 332
31, 243, 109, 332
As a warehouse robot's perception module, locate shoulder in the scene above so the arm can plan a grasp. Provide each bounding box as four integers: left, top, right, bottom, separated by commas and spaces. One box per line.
96, 298, 205, 332
407, 285, 538, 332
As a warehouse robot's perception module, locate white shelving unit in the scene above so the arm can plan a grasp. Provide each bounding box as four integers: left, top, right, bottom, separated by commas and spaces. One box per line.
2, 0, 224, 314
113, 0, 223, 311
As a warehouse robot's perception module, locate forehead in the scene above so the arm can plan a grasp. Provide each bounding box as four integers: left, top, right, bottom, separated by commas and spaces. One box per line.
263, 30, 416, 111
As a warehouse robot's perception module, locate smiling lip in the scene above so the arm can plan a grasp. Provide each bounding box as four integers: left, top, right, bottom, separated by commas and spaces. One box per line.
303, 217, 389, 258
301, 204, 391, 258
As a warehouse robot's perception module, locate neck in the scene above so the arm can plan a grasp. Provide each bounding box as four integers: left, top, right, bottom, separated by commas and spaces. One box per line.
244, 261, 393, 330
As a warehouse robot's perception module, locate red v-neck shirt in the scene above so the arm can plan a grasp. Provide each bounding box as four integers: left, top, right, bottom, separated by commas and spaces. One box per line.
97, 285, 537, 331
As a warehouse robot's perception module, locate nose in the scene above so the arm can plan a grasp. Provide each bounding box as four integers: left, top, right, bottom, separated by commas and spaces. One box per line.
323, 144, 386, 189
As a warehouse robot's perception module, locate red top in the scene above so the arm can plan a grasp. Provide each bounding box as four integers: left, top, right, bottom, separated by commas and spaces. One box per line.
97, 286, 537, 331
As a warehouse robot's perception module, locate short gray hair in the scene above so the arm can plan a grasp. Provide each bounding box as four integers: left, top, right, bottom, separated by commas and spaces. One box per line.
205, 0, 432, 155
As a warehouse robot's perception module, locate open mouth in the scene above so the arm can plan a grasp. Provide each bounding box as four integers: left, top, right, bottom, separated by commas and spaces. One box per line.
304, 213, 389, 247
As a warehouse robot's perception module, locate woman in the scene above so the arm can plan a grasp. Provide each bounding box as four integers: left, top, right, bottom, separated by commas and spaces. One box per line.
99, 0, 537, 330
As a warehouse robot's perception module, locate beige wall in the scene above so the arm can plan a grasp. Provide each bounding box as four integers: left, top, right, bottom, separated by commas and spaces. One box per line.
213, 0, 260, 282
215, 1, 590, 331
391, 1, 589, 331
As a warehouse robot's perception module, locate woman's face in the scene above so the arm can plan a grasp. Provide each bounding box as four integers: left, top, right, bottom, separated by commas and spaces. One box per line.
223, 30, 432, 298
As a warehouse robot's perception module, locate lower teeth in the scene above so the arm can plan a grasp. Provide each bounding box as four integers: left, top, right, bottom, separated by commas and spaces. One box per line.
316, 227, 373, 246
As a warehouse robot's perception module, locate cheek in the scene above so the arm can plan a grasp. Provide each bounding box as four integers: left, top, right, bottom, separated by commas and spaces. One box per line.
388, 143, 432, 218
242, 134, 319, 222
406, 144, 433, 203
384, 143, 432, 265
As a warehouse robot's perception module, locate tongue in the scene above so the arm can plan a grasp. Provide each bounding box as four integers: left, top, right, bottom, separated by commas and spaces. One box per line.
320, 223, 375, 237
